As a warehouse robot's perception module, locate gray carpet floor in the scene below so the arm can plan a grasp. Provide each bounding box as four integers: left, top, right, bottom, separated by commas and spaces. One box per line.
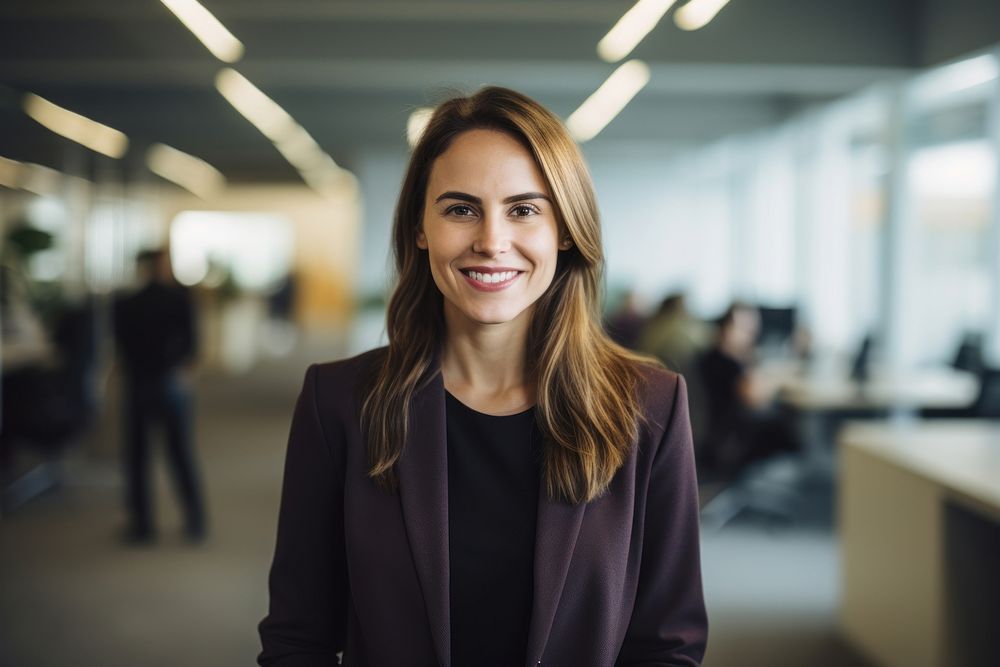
1, 348, 872, 667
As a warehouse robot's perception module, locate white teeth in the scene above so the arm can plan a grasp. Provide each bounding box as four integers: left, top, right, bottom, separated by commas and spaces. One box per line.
467, 270, 517, 284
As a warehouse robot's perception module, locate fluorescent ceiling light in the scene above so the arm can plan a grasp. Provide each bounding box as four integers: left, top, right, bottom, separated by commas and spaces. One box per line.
22, 163, 62, 195
215, 68, 352, 198
274, 125, 331, 172
567, 60, 651, 142
146, 143, 226, 199
23, 93, 129, 159
407, 107, 434, 147
0, 156, 22, 190
597, 0, 677, 63
215, 68, 296, 141
0, 156, 64, 195
674, 0, 731, 31
300, 165, 358, 199
160, 0, 244, 63
908, 54, 1000, 107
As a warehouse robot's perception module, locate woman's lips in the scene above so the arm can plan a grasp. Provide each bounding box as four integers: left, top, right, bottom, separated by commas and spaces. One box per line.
460, 269, 523, 292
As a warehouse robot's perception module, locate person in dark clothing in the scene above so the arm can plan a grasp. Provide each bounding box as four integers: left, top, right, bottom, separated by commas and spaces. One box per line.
697, 302, 797, 478
113, 249, 205, 543
603, 289, 646, 349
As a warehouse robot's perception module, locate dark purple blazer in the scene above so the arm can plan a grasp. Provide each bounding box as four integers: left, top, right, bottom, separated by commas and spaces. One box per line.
258, 348, 707, 666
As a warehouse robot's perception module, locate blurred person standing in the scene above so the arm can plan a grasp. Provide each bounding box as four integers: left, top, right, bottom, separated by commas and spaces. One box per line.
113, 249, 205, 543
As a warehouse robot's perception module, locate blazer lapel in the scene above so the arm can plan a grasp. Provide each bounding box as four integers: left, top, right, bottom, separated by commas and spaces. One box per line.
525, 484, 587, 665
397, 368, 451, 667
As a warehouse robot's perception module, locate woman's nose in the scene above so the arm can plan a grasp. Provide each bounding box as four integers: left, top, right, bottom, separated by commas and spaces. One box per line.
472, 214, 510, 256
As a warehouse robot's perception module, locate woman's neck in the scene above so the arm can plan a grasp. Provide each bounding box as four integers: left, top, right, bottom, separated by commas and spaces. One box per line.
440, 308, 535, 416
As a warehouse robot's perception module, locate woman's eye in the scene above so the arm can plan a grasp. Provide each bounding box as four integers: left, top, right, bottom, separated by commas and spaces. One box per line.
446, 204, 476, 217
510, 204, 538, 218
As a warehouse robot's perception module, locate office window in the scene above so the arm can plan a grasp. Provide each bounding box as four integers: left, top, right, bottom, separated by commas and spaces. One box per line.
743, 139, 797, 306
169, 211, 294, 291
902, 139, 996, 365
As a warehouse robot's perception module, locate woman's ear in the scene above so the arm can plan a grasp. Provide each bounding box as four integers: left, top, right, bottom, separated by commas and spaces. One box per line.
416, 228, 428, 249
559, 235, 573, 251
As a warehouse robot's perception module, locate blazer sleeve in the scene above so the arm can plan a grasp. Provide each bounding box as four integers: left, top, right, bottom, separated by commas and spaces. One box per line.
617, 374, 709, 666
258, 364, 349, 666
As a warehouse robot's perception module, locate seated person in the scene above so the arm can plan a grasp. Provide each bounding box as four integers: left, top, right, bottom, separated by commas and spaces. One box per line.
696, 302, 797, 478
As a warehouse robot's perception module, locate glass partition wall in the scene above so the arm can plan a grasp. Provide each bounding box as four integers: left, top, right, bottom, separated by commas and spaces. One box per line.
893, 53, 1000, 369
658, 47, 1000, 375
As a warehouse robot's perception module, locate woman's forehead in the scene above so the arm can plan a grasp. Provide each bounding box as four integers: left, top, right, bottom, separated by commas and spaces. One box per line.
426, 129, 550, 197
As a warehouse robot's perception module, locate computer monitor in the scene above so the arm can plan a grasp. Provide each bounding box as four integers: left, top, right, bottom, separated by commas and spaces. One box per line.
756, 306, 797, 349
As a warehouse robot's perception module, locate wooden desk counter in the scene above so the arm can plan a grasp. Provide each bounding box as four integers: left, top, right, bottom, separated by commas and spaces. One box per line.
839, 421, 1000, 667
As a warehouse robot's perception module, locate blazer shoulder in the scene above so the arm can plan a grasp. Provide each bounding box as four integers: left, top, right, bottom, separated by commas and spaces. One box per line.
632, 360, 684, 438
308, 346, 387, 407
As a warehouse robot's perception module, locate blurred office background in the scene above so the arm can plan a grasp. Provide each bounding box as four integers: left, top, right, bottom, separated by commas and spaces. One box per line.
2, 1, 1000, 666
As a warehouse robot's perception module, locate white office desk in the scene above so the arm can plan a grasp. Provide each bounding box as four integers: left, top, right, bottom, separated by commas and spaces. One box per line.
778, 367, 979, 412
839, 421, 1000, 667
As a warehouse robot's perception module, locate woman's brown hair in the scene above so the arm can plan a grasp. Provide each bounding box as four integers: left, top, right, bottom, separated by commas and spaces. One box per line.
361, 86, 655, 504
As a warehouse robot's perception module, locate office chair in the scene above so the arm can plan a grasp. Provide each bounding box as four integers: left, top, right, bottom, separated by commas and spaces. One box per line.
694, 366, 805, 531
952, 332, 985, 375
972, 367, 1000, 419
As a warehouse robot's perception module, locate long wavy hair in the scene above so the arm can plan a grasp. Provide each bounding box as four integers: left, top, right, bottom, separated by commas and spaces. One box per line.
361, 86, 655, 504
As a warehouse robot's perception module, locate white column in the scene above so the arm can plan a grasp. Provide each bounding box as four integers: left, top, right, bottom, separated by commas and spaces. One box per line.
986, 49, 1000, 366
880, 85, 915, 374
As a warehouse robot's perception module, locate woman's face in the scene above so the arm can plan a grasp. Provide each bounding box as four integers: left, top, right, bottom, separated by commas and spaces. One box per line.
418, 129, 568, 332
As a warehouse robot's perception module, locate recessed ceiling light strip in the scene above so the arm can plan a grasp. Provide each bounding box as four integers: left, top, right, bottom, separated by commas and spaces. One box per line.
567, 60, 651, 142
215, 68, 352, 197
159, 0, 244, 63
146, 143, 226, 198
674, 0, 732, 32
597, 0, 678, 63
0, 155, 67, 195
23, 93, 129, 159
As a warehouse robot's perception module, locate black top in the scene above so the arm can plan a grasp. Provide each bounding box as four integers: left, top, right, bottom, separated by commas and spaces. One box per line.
697, 347, 748, 450
446, 392, 541, 667
113, 281, 196, 379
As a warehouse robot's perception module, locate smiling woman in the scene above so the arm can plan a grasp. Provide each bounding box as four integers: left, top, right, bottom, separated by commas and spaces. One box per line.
417, 129, 566, 331
258, 87, 708, 666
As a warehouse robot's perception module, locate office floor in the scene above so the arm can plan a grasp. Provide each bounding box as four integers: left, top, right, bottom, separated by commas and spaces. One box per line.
701, 524, 871, 667
0, 345, 871, 667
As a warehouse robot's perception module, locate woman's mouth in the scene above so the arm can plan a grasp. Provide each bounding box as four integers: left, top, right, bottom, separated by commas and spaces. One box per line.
460, 269, 523, 291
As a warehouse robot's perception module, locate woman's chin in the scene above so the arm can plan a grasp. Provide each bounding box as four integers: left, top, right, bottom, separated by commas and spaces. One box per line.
448, 304, 533, 330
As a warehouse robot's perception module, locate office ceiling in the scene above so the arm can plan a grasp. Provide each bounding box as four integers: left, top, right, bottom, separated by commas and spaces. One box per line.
1, 0, 997, 184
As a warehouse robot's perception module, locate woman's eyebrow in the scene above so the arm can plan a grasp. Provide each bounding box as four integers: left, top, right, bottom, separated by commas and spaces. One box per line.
503, 192, 551, 204
433, 191, 551, 205
434, 191, 481, 205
